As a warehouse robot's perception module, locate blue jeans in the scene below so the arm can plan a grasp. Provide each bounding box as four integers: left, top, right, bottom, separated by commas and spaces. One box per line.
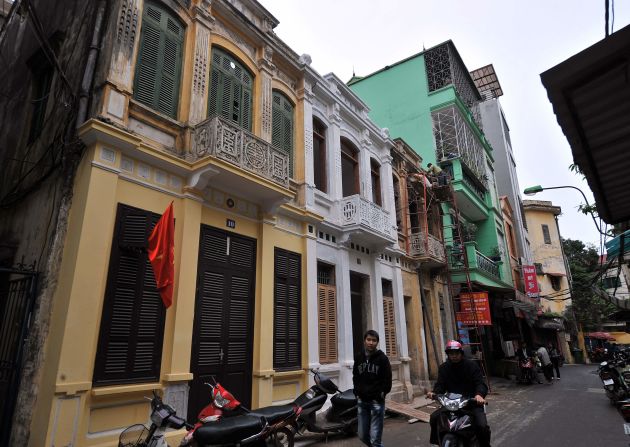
357, 398, 385, 447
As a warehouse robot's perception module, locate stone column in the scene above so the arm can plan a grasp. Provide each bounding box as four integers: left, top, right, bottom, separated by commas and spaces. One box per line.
328, 105, 343, 202
393, 265, 413, 400
258, 46, 275, 143
336, 247, 354, 390
306, 232, 320, 371
188, 7, 214, 125
299, 74, 315, 208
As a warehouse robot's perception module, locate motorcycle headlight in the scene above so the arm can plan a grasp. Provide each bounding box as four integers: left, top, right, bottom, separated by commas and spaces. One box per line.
623, 371, 630, 381
444, 399, 460, 411
213, 391, 228, 409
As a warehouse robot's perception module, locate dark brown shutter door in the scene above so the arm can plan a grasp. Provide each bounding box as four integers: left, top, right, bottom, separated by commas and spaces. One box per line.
93, 204, 166, 385
273, 248, 301, 370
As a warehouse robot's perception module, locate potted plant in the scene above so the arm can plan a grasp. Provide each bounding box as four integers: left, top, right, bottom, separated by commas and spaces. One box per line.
489, 246, 502, 262
460, 221, 478, 243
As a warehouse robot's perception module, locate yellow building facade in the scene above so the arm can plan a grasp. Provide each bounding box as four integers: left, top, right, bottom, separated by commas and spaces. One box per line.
29, 1, 319, 446
523, 199, 573, 360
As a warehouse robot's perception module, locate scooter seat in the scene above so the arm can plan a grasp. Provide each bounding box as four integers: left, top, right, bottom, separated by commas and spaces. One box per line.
331, 389, 356, 408
193, 415, 264, 445
249, 404, 296, 424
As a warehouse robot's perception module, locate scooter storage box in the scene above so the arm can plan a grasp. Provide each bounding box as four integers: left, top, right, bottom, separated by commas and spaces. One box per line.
193, 415, 264, 444
331, 389, 356, 408
249, 404, 295, 424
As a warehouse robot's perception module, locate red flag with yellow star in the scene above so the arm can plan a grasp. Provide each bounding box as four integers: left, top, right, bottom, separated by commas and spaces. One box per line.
148, 202, 175, 308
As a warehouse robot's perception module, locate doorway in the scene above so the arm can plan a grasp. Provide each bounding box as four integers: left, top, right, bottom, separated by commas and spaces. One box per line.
350, 272, 368, 358
188, 226, 256, 420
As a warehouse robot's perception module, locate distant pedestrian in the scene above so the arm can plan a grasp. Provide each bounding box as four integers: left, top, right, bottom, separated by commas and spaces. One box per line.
353, 330, 392, 447
537, 345, 553, 383
548, 343, 561, 380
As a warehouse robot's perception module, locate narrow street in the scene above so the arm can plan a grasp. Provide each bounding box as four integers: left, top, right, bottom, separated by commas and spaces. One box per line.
295, 365, 630, 446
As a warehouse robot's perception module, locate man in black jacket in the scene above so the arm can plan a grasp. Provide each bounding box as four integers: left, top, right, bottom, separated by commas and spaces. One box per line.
353, 330, 392, 447
427, 340, 490, 446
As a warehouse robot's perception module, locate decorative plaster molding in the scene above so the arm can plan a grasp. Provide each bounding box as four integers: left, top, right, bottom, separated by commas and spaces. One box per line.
117, 0, 139, 55
213, 21, 255, 59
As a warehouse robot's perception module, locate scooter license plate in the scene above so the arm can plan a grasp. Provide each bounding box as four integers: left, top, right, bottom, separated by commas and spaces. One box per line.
603, 379, 614, 386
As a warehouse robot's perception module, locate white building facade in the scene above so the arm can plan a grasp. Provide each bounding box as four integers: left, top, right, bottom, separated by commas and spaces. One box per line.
300, 68, 412, 401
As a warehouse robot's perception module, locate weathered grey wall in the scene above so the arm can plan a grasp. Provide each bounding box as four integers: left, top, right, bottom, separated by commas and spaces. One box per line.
0, 0, 113, 444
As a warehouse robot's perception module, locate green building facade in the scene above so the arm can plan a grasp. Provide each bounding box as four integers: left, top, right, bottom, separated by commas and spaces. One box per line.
349, 41, 514, 366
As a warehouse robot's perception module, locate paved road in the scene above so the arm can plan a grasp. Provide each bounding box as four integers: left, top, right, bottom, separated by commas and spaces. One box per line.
295, 364, 630, 446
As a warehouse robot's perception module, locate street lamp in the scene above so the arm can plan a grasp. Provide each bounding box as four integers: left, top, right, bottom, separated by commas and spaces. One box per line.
523, 184, 605, 235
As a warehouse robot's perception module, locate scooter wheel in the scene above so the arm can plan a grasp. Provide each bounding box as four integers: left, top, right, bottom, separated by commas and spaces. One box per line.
440, 433, 461, 447
273, 427, 294, 447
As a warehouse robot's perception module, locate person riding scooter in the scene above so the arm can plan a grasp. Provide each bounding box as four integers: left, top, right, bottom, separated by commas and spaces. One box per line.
427, 340, 491, 447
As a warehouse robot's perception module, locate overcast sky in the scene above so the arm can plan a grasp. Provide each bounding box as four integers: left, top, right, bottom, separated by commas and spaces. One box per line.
260, 0, 630, 251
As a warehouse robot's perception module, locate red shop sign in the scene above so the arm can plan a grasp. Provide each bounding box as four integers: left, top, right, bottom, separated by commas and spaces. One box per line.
522, 265, 540, 297
456, 292, 492, 326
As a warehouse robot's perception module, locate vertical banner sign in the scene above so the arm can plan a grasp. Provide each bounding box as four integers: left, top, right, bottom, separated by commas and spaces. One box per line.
522, 265, 540, 297
456, 292, 491, 325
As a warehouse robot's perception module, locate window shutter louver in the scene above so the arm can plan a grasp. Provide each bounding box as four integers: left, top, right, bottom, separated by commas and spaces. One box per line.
318, 284, 337, 364
133, 3, 183, 119
272, 91, 294, 177
273, 248, 301, 370
208, 48, 253, 130
94, 204, 166, 386
383, 296, 397, 358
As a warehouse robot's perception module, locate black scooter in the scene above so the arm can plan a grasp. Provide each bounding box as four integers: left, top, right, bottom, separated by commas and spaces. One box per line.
292, 369, 358, 440
433, 393, 485, 447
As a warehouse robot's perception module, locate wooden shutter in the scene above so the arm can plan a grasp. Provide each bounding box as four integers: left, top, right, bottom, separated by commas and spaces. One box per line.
208, 48, 253, 130
272, 91, 294, 177
542, 224, 551, 244
93, 204, 166, 386
318, 284, 337, 364
383, 296, 397, 358
134, 2, 183, 118
273, 248, 301, 370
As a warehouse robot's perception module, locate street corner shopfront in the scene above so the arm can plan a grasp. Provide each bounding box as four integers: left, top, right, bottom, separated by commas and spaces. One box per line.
37, 143, 309, 447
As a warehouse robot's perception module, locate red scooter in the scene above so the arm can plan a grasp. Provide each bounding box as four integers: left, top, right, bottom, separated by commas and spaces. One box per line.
181, 381, 299, 447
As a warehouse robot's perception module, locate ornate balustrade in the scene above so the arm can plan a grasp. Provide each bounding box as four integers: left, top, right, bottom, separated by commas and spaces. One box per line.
475, 250, 500, 278
410, 232, 446, 262
192, 116, 289, 187
339, 195, 396, 240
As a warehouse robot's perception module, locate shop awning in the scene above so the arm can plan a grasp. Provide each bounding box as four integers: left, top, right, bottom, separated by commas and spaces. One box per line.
545, 272, 566, 277
536, 317, 565, 331
587, 331, 616, 341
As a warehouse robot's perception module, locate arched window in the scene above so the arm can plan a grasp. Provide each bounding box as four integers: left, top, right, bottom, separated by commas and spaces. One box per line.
370, 158, 382, 206
272, 91, 294, 176
313, 118, 327, 193
134, 2, 184, 118
208, 47, 254, 131
341, 138, 359, 197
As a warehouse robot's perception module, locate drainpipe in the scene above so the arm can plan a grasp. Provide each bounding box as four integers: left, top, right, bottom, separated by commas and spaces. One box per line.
76, 0, 107, 129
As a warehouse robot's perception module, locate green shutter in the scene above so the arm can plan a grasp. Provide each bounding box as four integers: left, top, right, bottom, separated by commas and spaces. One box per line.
134, 3, 183, 119
208, 48, 253, 130
272, 91, 294, 177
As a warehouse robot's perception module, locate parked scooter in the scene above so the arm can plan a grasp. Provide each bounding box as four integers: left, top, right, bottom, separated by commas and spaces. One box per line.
182, 381, 299, 447
118, 391, 193, 447
292, 369, 358, 440
432, 393, 486, 447
598, 360, 627, 405
518, 357, 539, 385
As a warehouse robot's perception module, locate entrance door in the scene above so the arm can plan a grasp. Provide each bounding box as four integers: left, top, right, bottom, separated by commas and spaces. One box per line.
189, 226, 256, 420
350, 272, 366, 358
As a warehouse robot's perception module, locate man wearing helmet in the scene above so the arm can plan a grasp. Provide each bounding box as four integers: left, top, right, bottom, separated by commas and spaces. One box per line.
426, 340, 491, 446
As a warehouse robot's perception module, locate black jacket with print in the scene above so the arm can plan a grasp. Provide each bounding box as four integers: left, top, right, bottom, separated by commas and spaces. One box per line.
352, 349, 392, 402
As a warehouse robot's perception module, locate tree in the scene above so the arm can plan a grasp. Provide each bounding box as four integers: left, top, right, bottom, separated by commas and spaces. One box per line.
562, 238, 616, 331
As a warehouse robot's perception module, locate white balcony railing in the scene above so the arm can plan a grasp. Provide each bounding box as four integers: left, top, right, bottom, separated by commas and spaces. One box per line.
410, 232, 446, 262
192, 116, 289, 187
339, 195, 396, 239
